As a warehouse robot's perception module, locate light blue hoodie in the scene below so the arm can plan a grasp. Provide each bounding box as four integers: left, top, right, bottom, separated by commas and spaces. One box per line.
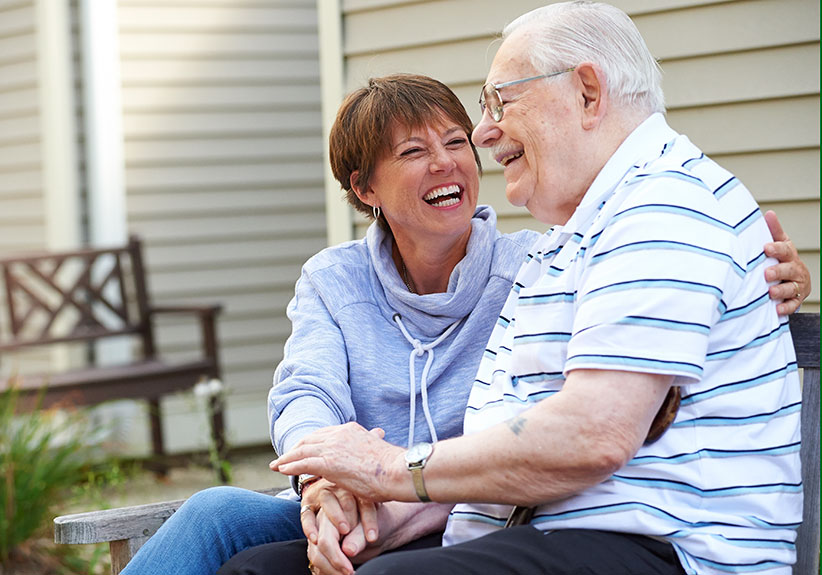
268, 206, 538, 456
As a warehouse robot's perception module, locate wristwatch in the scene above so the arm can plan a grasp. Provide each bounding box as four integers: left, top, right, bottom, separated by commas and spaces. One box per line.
296, 473, 319, 497
404, 442, 434, 502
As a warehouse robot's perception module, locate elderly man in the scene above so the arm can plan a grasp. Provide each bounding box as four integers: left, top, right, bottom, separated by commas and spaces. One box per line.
270, 2, 803, 574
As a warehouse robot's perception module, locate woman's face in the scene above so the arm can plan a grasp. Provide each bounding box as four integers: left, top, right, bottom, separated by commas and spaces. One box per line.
358, 117, 480, 248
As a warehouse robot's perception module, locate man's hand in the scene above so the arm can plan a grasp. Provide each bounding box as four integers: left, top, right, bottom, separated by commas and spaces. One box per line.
272, 424, 408, 502
764, 210, 811, 315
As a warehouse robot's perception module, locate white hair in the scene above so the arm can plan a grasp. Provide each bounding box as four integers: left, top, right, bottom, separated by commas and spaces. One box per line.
503, 1, 665, 115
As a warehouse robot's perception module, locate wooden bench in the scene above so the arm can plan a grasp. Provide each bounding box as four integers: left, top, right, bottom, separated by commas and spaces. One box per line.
0, 235, 227, 478
53, 313, 820, 574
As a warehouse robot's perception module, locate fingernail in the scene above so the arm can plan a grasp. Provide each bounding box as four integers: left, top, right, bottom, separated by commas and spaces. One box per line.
339, 522, 349, 533
309, 533, 317, 544
368, 529, 377, 541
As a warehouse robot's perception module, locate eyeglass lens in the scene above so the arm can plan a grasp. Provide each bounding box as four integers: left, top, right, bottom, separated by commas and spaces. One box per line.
480, 85, 504, 122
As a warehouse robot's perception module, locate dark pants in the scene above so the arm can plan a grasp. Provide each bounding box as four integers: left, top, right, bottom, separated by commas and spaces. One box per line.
218, 527, 686, 575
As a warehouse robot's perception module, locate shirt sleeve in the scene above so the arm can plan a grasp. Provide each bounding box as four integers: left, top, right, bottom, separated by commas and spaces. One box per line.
565, 174, 744, 383
269, 269, 357, 455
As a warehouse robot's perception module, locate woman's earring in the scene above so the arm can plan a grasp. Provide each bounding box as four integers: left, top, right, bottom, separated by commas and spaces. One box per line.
372, 205, 381, 220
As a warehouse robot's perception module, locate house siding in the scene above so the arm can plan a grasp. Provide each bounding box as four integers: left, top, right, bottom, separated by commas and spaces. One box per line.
116, 0, 327, 451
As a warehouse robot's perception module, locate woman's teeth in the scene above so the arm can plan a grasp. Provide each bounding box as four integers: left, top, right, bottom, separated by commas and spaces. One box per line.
423, 185, 461, 206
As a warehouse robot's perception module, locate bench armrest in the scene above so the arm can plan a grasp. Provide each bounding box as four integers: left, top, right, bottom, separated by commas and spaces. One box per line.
54, 487, 281, 574
149, 304, 223, 364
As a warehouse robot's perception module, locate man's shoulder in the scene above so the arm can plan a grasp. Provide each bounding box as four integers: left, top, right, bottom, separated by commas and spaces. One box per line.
630, 134, 743, 198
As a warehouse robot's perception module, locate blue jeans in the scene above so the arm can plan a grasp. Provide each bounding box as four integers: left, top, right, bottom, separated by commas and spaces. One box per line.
121, 486, 304, 575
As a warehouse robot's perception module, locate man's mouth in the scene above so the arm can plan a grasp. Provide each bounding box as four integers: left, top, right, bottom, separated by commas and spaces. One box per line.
423, 184, 463, 207
497, 151, 523, 167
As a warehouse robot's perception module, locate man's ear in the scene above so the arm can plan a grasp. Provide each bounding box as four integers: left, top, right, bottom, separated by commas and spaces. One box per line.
575, 63, 606, 129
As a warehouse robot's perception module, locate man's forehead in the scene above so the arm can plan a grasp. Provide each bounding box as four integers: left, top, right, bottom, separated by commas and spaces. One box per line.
487, 32, 533, 82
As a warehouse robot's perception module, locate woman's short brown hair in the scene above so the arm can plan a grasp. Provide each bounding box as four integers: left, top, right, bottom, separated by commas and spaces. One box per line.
328, 74, 482, 225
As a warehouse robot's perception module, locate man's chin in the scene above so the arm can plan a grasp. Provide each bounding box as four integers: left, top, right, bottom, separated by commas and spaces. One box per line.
504, 183, 529, 208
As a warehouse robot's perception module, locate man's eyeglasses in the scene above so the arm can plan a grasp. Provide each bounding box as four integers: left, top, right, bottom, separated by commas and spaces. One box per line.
479, 67, 575, 122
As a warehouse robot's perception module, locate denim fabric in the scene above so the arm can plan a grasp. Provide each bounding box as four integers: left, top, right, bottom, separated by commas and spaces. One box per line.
121, 486, 304, 575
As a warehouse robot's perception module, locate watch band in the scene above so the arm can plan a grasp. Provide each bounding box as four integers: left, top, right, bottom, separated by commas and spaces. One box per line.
408, 465, 431, 502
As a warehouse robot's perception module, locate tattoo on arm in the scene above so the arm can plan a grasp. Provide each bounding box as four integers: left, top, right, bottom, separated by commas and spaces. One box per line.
507, 415, 527, 436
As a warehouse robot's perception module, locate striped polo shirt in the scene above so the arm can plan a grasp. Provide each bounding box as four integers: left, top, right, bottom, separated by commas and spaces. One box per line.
442, 114, 802, 574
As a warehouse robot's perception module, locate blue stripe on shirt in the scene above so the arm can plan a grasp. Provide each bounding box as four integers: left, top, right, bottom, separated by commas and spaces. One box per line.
629, 441, 801, 465
566, 353, 703, 376
581, 278, 723, 302
590, 240, 745, 277
611, 475, 802, 497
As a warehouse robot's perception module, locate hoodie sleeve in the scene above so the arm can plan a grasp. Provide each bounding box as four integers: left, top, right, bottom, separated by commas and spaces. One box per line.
268, 268, 357, 456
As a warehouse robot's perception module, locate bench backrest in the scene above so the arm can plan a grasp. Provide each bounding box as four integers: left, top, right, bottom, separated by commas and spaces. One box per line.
790, 312, 820, 575
0, 236, 155, 357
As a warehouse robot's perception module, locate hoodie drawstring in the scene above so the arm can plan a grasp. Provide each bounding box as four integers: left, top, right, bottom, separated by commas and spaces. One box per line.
393, 313, 461, 448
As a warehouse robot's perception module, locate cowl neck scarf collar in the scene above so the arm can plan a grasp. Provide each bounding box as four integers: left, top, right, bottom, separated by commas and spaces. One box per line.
367, 205, 497, 338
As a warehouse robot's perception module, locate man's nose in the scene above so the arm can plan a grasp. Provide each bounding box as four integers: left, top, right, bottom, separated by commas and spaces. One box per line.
472, 111, 500, 148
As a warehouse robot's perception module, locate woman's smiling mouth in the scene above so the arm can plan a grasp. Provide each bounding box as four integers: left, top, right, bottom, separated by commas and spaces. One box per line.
423, 184, 463, 207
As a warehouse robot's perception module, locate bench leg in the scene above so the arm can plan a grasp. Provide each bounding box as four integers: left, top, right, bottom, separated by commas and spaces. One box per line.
148, 397, 168, 478
210, 394, 229, 483
109, 534, 150, 575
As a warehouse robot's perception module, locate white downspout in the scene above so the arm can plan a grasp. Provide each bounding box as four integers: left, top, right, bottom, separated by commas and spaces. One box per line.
80, 0, 127, 250
318, 0, 352, 246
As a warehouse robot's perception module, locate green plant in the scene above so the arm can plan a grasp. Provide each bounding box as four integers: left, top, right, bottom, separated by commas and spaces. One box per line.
0, 380, 102, 572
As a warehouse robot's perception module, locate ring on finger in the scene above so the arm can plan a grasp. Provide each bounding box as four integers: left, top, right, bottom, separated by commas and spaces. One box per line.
301, 504, 312, 515
792, 280, 802, 300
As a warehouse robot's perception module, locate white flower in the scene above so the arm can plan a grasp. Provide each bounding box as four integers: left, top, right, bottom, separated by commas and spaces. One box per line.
193, 378, 224, 398
207, 378, 224, 395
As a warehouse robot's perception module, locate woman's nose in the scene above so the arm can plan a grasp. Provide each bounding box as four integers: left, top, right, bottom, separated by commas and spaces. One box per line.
430, 148, 457, 173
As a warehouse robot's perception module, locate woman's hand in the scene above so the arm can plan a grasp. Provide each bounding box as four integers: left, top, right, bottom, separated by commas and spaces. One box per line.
306, 508, 354, 575
300, 479, 379, 546
306, 502, 452, 575
764, 210, 811, 315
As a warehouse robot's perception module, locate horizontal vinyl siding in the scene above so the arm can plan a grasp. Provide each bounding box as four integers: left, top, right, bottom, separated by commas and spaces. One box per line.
0, 0, 41, 360
0, 2, 43, 252
342, 0, 819, 309
0, 1, 79, 376
118, 0, 326, 449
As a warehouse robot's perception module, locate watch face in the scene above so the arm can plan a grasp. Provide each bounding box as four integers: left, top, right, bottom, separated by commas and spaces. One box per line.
405, 442, 433, 464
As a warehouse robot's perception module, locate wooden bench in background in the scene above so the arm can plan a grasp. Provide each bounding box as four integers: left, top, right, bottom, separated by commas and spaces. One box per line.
0, 235, 226, 478
52, 313, 820, 574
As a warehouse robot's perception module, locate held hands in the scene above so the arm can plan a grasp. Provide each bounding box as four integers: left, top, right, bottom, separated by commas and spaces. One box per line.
299, 479, 379, 546
764, 210, 812, 315
306, 506, 385, 575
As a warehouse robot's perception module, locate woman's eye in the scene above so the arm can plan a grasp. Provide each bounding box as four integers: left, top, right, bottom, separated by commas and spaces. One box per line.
447, 138, 467, 147
400, 147, 423, 156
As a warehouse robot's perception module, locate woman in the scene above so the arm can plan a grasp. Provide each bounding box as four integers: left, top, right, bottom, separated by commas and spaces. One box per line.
120, 74, 810, 575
